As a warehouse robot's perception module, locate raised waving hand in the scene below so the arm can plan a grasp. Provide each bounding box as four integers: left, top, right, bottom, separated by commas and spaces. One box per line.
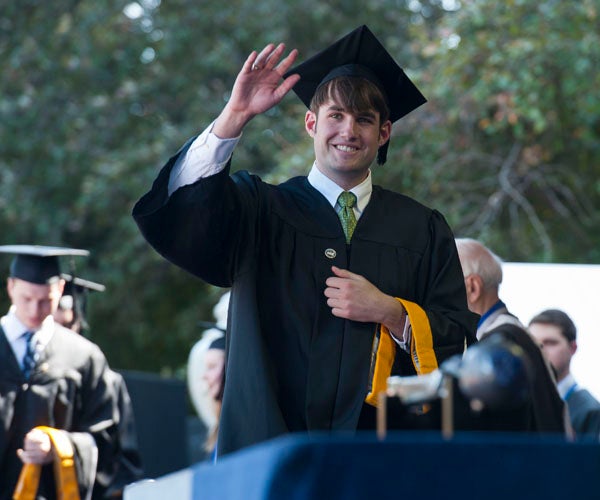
213, 43, 300, 138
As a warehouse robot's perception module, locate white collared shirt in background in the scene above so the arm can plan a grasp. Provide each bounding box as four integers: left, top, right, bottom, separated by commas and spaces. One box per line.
1, 306, 54, 369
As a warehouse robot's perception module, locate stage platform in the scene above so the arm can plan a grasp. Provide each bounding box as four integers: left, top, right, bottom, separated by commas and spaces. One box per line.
124, 431, 600, 499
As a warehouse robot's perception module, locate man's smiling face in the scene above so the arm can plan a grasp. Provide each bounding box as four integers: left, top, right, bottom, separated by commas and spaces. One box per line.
305, 98, 391, 190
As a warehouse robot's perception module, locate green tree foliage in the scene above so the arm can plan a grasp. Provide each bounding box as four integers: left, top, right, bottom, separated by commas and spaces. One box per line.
408, 0, 600, 262
1, 0, 598, 374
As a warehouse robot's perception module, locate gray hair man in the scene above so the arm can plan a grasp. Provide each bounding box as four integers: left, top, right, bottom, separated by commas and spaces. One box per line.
455, 238, 523, 339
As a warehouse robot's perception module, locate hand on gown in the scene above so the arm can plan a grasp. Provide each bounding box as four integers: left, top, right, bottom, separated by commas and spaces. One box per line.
17, 428, 53, 465
324, 266, 406, 332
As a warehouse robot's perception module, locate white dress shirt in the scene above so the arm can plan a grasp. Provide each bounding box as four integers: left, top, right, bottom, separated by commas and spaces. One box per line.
1, 306, 54, 369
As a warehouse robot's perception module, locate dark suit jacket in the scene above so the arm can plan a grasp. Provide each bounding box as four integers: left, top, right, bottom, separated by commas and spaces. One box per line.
567, 388, 600, 438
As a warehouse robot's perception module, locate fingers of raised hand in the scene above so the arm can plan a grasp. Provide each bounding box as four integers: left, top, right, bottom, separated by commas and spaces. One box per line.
252, 43, 281, 71
249, 43, 297, 75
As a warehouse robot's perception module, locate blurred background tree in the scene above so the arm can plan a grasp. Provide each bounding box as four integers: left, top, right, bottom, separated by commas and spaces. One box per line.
1, 0, 598, 375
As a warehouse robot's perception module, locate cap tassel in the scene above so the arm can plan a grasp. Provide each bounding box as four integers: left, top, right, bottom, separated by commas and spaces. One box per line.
377, 141, 390, 165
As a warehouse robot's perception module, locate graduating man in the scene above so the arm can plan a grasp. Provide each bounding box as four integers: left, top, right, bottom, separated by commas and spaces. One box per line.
0, 245, 138, 499
133, 25, 478, 457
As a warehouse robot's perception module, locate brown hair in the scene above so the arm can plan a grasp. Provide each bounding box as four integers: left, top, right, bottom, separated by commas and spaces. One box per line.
529, 309, 577, 342
309, 76, 390, 124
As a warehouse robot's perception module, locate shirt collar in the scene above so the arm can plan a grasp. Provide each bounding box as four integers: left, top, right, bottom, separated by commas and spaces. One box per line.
557, 373, 577, 400
307, 162, 372, 215
1, 306, 54, 347
477, 300, 506, 328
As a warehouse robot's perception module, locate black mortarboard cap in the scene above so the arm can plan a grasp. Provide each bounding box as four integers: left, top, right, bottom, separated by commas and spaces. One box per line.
208, 335, 225, 351
59, 274, 105, 332
0, 245, 89, 284
61, 274, 106, 298
197, 321, 226, 332
285, 25, 427, 164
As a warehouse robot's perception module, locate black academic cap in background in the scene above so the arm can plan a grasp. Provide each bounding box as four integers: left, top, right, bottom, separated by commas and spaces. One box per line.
208, 335, 225, 351
61, 274, 106, 297
59, 274, 106, 309
0, 245, 89, 285
285, 25, 427, 164
59, 274, 105, 332
197, 321, 226, 332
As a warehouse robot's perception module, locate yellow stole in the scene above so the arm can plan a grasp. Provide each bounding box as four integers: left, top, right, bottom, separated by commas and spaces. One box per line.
365, 297, 438, 406
13, 426, 81, 500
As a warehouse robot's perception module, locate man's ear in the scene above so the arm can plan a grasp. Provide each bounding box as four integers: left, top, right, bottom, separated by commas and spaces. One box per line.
465, 274, 483, 302
305, 110, 317, 137
569, 340, 578, 356
379, 120, 392, 146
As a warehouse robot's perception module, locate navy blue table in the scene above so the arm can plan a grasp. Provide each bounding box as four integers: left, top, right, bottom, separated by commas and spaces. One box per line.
127, 432, 600, 499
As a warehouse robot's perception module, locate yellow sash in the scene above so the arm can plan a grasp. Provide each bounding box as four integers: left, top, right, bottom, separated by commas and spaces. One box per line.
13, 426, 81, 500
365, 297, 438, 406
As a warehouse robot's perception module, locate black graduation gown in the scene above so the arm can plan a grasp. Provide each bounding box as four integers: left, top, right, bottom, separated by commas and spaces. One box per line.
104, 371, 144, 496
474, 324, 567, 433
0, 325, 140, 499
382, 324, 568, 435
133, 143, 478, 456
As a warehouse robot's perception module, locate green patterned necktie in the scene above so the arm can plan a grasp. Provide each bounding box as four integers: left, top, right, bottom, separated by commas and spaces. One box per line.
337, 191, 358, 244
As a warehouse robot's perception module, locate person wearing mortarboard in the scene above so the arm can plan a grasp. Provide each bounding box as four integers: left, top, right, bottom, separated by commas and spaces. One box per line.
0, 245, 141, 499
133, 25, 478, 458
52, 274, 145, 492
53, 274, 106, 335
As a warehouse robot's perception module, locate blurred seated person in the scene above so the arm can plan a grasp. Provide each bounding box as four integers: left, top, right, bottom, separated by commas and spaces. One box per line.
202, 335, 225, 457
188, 292, 229, 461
455, 238, 523, 339
529, 309, 600, 439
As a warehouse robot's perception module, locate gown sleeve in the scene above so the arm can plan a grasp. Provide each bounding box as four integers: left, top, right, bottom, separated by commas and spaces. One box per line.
133, 142, 261, 288
67, 347, 141, 499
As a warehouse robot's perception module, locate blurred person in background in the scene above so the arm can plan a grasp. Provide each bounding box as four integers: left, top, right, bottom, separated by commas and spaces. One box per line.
188, 291, 229, 461
53, 273, 144, 490
53, 274, 105, 335
529, 309, 600, 439
0, 245, 138, 499
455, 238, 524, 339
